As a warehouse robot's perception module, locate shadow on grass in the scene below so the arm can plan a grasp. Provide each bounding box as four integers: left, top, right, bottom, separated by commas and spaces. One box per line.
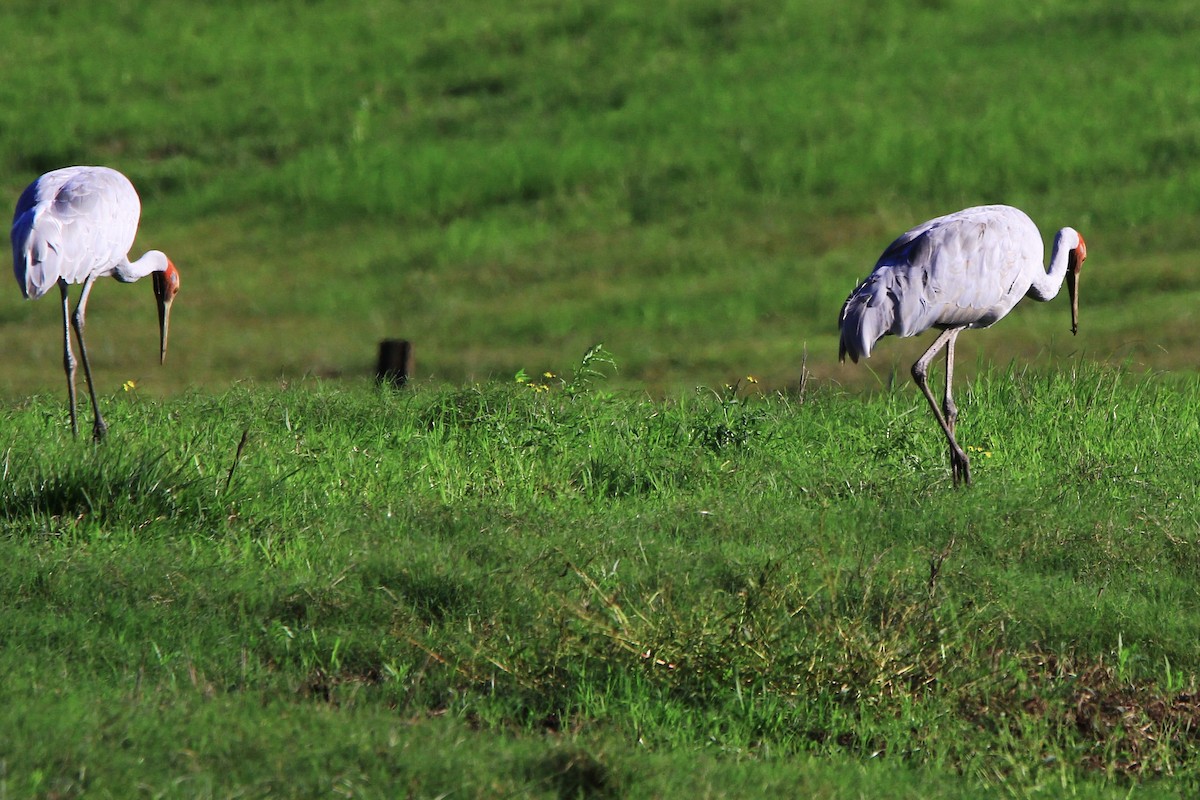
0, 444, 207, 531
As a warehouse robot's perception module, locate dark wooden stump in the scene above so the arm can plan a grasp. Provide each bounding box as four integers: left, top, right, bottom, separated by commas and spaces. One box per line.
376, 339, 413, 388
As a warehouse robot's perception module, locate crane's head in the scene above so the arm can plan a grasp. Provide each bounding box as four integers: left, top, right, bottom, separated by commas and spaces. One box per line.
1065, 230, 1085, 335
152, 260, 180, 364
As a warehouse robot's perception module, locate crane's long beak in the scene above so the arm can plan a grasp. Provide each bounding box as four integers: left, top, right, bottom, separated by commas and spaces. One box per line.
153, 270, 174, 364
1065, 255, 1079, 336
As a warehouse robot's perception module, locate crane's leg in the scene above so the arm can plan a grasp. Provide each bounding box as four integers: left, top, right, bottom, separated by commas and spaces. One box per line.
59, 280, 80, 438
70, 275, 108, 441
911, 327, 971, 487
942, 329, 970, 485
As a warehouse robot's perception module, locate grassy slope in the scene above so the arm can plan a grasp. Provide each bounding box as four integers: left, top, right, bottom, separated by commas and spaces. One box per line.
1, 1, 1200, 394
2, 363, 1200, 796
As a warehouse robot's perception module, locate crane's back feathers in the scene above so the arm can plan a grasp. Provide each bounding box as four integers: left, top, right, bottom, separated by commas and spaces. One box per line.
12, 166, 141, 299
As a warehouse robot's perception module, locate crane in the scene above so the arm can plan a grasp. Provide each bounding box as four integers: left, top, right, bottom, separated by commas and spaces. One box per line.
11, 166, 180, 441
838, 205, 1086, 486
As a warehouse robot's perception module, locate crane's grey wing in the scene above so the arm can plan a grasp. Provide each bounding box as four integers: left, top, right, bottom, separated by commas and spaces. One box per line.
11, 167, 140, 299
839, 205, 1044, 361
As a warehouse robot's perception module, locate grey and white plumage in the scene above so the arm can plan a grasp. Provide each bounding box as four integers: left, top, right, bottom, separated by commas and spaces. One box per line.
12, 166, 181, 440
838, 204, 1086, 485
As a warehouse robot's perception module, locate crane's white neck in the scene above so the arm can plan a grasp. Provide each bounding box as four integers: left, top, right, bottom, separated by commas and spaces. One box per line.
1027, 228, 1081, 301
114, 250, 170, 283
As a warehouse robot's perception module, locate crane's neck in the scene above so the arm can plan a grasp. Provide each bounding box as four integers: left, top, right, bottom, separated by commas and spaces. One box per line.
114, 250, 170, 283
1026, 228, 1081, 302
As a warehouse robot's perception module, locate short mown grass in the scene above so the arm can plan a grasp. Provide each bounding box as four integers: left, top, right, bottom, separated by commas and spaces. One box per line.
3, 1, 1200, 395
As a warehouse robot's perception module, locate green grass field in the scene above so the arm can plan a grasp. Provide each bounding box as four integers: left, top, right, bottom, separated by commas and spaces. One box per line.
3, 0, 1200, 796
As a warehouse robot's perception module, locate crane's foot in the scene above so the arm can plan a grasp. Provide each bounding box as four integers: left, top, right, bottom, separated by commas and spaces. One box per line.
92, 418, 108, 442
950, 447, 971, 487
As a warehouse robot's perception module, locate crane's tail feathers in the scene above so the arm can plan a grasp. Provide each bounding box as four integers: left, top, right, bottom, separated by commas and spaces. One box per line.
838, 275, 897, 364
11, 205, 58, 300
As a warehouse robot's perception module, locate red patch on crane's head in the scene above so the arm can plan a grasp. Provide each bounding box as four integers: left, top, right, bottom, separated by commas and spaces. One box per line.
159, 260, 181, 301
1073, 233, 1087, 269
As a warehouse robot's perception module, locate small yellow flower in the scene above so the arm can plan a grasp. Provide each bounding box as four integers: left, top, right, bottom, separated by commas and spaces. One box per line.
745, 375, 758, 384
123, 380, 137, 392
543, 371, 556, 379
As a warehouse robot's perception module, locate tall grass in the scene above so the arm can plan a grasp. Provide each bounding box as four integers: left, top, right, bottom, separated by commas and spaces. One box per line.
2, 359, 1200, 796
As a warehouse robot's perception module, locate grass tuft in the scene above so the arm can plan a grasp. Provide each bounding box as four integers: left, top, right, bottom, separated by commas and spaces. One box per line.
0, 441, 204, 536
